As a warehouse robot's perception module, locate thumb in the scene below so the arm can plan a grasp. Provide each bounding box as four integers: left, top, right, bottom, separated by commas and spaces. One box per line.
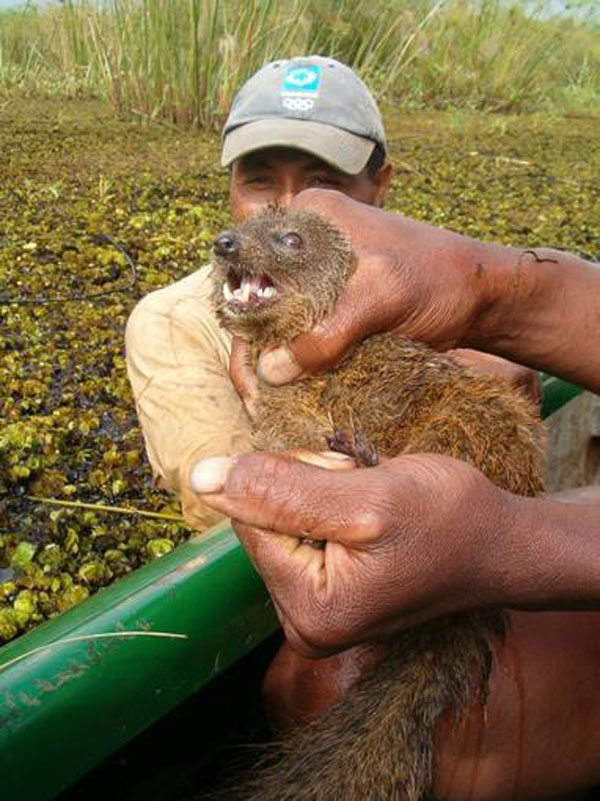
257, 265, 389, 385
189, 451, 388, 543
257, 301, 364, 385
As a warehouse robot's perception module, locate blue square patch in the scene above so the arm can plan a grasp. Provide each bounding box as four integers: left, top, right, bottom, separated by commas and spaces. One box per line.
281, 64, 322, 97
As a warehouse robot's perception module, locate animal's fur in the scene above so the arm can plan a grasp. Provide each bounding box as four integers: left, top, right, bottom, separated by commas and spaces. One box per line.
210, 206, 545, 800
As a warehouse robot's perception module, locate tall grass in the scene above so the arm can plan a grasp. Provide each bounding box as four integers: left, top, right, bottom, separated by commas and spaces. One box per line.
0, 0, 598, 125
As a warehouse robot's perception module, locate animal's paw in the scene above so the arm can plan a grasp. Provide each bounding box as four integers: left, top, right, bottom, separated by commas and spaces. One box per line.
327, 424, 378, 467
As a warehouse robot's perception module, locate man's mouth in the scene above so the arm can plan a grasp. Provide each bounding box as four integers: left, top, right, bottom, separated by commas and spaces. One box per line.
223, 272, 277, 305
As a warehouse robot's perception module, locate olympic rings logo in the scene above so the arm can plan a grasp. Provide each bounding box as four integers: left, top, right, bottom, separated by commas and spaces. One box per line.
282, 97, 315, 112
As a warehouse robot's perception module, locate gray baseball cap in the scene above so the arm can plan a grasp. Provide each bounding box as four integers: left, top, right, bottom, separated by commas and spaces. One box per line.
221, 56, 386, 175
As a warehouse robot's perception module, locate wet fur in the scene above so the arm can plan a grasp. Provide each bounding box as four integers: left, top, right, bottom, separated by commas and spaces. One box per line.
211, 206, 545, 800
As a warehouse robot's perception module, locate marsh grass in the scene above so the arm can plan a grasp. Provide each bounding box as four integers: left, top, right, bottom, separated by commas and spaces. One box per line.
0, 0, 598, 124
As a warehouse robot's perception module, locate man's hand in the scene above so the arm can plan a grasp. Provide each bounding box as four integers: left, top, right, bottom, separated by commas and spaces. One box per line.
251, 189, 600, 394
189, 451, 511, 655
449, 348, 542, 406
255, 190, 491, 386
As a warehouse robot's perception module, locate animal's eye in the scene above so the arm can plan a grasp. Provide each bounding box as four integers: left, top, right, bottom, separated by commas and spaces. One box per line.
279, 232, 304, 250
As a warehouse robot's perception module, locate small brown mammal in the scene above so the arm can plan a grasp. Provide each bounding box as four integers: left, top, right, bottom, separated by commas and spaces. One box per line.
210, 206, 545, 801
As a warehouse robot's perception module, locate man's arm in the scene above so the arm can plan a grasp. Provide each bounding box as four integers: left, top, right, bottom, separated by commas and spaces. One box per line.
125, 267, 251, 529
190, 452, 600, 652
255, 190, 600, 393
468, 245, 600, 392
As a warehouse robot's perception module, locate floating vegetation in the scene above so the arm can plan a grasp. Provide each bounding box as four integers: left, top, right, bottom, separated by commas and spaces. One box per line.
1, 99, 599, 644
0, 99, 229, 643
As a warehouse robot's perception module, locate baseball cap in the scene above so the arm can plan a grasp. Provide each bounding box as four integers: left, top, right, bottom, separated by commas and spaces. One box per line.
221, 56, 386, 175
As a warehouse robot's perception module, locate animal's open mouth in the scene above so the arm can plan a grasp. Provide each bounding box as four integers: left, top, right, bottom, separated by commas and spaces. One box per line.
223, 272, 278, 305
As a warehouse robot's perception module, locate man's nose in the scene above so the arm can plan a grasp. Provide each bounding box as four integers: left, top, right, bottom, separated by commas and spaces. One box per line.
275, 189, 296, 208
213, 231, 240, 259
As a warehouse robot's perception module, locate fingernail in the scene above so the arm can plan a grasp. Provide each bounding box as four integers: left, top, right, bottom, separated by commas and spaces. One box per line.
294, 451, 355, 470
318, 451, 354, 461
190, 457, 235, 494
257, 346, 301, 385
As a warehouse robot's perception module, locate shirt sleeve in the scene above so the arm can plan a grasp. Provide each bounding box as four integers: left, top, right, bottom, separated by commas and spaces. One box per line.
125, 266, 252, 529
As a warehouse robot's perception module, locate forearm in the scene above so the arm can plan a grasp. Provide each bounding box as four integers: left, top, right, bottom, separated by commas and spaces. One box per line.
486, 492, 600, 611
464, 241, 600, 392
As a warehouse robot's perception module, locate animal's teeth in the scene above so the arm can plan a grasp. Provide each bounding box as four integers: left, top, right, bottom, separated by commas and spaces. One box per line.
240, 278, 252, 302
227, 276, 276, 303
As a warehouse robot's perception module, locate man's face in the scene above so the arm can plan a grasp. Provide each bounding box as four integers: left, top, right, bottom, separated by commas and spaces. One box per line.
229, 146, 391, 223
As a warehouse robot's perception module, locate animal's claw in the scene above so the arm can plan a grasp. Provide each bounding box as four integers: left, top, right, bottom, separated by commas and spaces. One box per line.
327, 424, 378, 467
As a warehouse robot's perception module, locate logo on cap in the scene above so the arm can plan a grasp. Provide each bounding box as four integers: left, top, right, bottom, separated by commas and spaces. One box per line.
280, 63, 321, 114
281, 64, 321, 97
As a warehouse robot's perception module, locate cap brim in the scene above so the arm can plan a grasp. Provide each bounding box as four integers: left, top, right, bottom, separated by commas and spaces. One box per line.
221, 119, 375, 175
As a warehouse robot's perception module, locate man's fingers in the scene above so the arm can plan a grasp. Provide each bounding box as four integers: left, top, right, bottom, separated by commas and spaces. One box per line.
233, 520, 360, 657
233, 520, 324, 598
449, 348, 542, 406
232, 521, 328, 657
189, 452, 391, 542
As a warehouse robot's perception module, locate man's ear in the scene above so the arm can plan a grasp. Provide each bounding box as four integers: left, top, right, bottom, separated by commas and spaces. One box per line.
374, 163, 394, 206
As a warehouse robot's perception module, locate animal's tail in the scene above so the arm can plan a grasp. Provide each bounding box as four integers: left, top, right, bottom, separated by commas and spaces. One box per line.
234, 611, 504, 801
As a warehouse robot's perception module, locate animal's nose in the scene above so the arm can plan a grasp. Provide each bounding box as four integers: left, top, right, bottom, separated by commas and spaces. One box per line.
213, 231, 239, 259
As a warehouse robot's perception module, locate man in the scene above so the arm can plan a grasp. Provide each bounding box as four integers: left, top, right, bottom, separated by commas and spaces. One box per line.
126, 57, 596, 799
125, 56, 394, 530
125, 55, 532, 531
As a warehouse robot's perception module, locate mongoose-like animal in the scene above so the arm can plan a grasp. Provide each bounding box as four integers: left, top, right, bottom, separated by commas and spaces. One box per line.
210, 205, 546, 801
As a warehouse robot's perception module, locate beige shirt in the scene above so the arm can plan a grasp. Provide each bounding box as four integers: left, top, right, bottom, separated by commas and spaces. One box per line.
125, 266, 252, 529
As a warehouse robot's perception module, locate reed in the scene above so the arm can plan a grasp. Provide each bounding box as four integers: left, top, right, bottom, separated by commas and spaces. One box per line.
0, 0, 598, 124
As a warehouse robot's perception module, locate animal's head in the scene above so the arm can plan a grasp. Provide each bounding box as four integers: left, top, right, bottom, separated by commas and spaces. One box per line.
210, 205, 355, 347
